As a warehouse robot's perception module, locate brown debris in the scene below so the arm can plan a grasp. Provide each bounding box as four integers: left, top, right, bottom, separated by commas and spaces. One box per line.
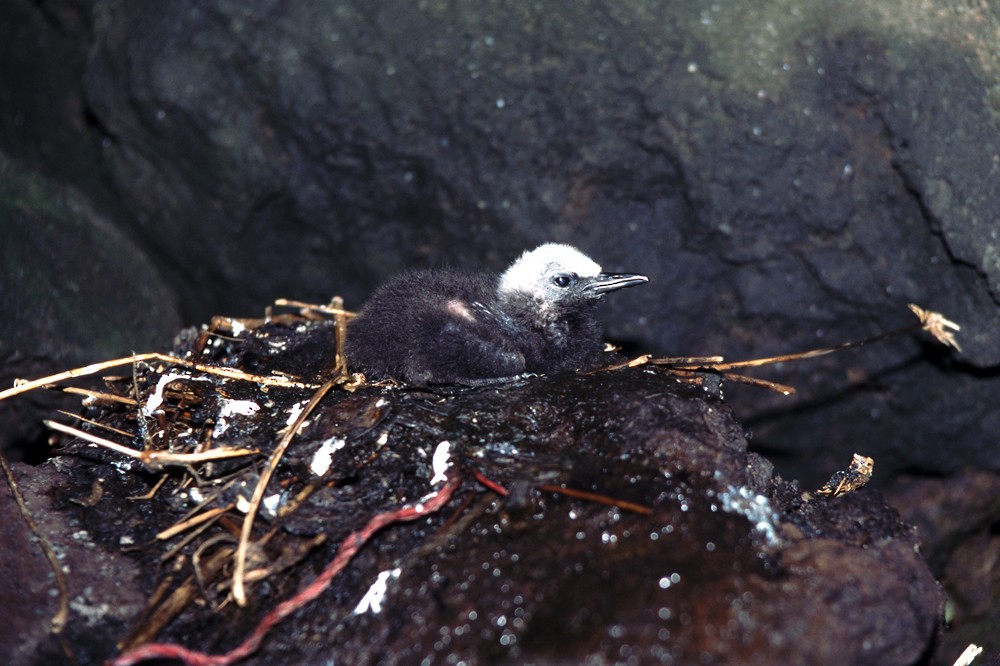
817, 453, 876, 497
908, 303, 962, 352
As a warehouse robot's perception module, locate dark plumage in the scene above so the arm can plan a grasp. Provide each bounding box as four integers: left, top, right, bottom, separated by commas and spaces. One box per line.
345, 243, 647, 386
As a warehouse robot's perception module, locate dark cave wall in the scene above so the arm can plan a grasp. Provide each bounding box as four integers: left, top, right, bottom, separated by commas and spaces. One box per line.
1, 0, 998, 482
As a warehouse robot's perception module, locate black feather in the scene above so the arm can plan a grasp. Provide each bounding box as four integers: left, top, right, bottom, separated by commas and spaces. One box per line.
345, 245, 646, 386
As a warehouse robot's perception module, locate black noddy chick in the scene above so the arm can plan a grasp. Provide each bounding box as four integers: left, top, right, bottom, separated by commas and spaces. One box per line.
344, 243, 648, 386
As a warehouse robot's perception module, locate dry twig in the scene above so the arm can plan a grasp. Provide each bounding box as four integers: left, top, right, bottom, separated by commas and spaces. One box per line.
43, 421, 259, 471
157, 505, 235, 541
112, 476, 461, 666
231, 377, 348, 604
272, 298, 356, 318
627, 303, 961, 396
0, 352, 320, 403
713, 303, 960, 371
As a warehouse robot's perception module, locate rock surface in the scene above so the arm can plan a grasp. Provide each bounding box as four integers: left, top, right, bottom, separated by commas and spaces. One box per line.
1, 318, 941, 665
888, 470, 1000, 665
0, 154, 181, 457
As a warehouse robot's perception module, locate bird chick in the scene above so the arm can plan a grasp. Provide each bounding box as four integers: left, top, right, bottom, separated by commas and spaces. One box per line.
345, 243, 647, 386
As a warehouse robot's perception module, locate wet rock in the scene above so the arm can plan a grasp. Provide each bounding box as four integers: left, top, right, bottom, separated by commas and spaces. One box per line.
3, 318, 941, 665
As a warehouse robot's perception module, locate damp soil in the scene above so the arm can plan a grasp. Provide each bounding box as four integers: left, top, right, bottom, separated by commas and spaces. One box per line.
5, 314, 942, 665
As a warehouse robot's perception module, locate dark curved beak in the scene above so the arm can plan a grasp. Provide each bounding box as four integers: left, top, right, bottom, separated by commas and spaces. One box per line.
583, 272, 649, 296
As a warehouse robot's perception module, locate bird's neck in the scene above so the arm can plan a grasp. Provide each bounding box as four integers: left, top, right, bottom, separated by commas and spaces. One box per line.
497, 291, 595, 339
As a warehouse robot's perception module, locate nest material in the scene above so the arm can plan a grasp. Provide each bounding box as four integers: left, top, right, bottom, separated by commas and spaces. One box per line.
0, 300, 954, 665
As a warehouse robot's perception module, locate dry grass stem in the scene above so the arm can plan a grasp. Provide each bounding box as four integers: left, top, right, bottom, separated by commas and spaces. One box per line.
332, 295, 348, 376
58, 386, 138, 405
128, 475, 168, 501
157, 505, 235, 541
43, 420, 259, 470
648, 356, 725, 366
718, 373, 795, 395
159, 515, 227, 564
231, 377, 338, 606
0, 352, 321, 403
713, 303, 961, 372
55, 410, 137, 438
273, 298, 357, 317
638, 303, 962, 396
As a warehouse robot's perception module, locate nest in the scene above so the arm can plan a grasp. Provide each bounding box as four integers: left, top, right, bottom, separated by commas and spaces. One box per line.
0, 300, 958, 665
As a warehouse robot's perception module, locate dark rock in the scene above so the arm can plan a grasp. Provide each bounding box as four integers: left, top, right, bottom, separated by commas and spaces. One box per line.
0, 0, 105, 201
0, 154, 181, 458
888, 470, 1000, 574
51, 0, 1000, 483
887, 470, 1000, 666
1, 317, 941, 665
0, 464, 56, 665
0, 461, 147, 666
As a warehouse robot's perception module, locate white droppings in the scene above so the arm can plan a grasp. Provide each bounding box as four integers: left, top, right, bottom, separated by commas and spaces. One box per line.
280, 400, 312, 435
143, 373, 211, 416
262, 493, 282, 518
223, 400, 260, 416
212, 399, 260, 438
229, 319, 247, 336
310, 437, 346, 477
353, 568, 402, 615
431, 440, 452, 485
285, 400, 307, 424
376, 431, 389, 446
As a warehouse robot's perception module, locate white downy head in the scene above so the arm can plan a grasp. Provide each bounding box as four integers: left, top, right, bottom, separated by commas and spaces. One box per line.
498, 243, 603, 302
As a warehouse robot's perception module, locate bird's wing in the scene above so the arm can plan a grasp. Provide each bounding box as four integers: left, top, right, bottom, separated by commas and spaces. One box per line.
469, 300, 520, 336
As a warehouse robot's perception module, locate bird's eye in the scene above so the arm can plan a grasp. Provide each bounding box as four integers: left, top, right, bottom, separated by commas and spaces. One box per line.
552, 274, 574, 288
